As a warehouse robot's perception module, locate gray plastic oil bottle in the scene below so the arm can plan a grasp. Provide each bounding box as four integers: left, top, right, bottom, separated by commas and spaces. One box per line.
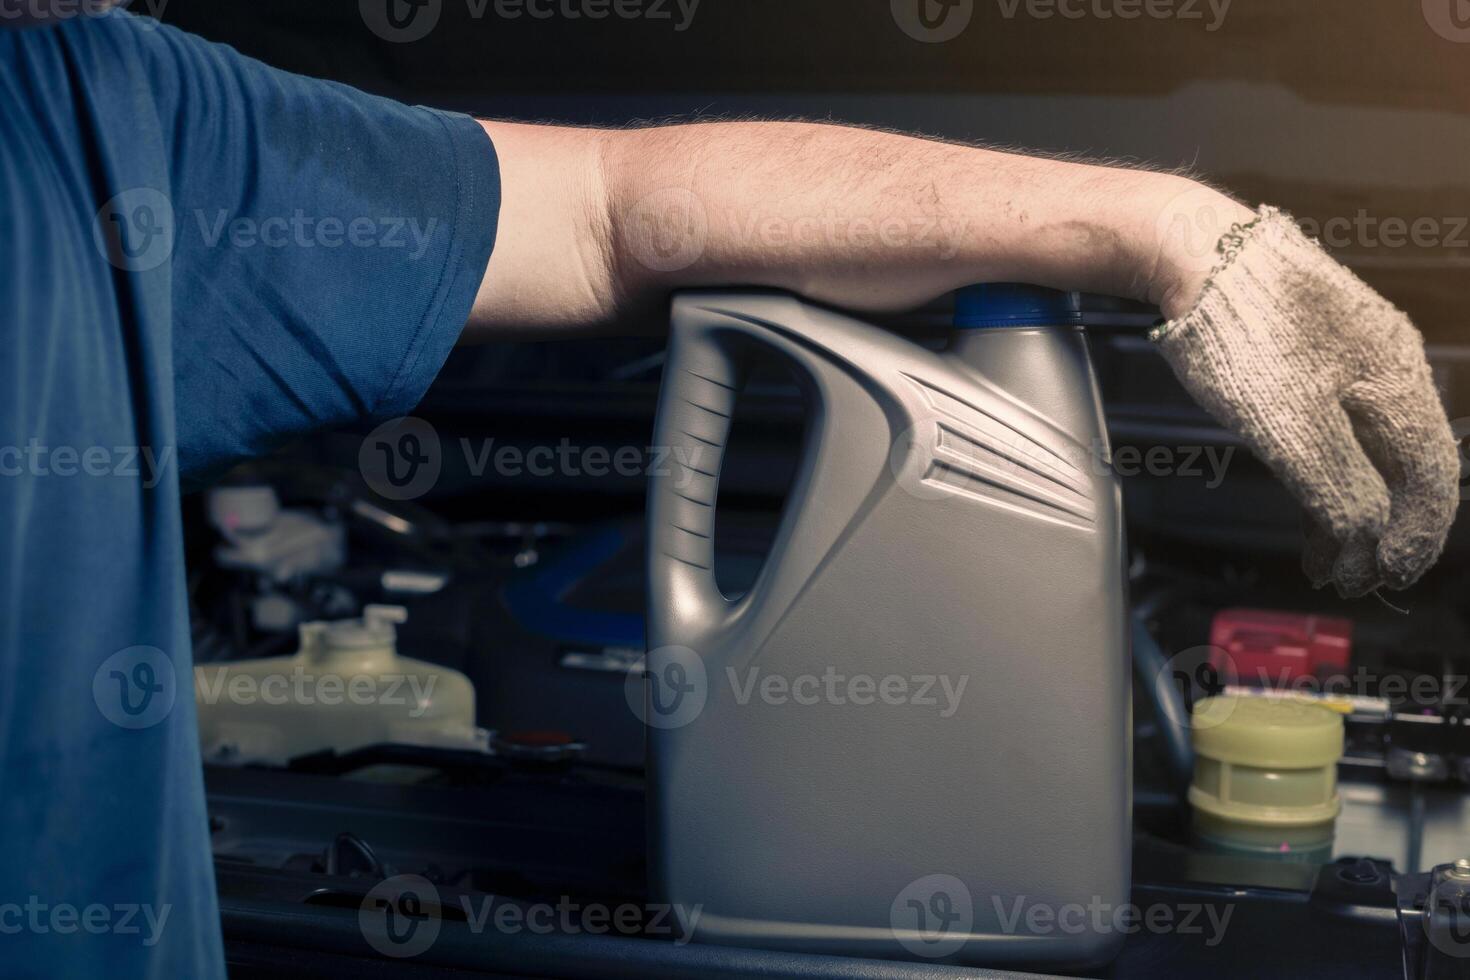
643, 286, 1131, 969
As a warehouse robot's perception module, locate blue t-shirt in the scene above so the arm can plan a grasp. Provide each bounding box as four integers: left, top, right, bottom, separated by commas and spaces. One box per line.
0, 12, 500, 978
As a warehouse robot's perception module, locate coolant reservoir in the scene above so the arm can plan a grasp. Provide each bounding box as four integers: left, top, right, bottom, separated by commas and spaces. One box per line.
194, 605, 485, 765
1189, 694, 1344, 862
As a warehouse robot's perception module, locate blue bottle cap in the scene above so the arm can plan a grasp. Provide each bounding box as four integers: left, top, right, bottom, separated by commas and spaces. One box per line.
954, 283, 1084, 329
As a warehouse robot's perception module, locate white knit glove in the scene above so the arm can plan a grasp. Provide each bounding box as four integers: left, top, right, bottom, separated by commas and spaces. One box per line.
1153, 206, 1459, 597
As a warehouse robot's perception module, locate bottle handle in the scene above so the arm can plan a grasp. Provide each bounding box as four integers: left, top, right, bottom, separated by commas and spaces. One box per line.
645, 299, 749, 640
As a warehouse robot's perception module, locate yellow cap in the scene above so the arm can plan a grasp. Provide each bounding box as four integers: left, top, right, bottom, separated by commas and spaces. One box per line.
1189, 695, 1344, 833
1191, 694, 1344, 769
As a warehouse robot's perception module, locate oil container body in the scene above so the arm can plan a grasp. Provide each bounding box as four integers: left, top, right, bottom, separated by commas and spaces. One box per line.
643, 289, 1130, 968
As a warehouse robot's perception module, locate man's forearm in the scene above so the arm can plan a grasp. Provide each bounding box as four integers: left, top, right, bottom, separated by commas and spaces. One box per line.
470, 119, 1252, 338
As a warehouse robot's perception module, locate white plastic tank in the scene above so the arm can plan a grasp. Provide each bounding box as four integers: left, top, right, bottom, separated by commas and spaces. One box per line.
194, 605, 486, 766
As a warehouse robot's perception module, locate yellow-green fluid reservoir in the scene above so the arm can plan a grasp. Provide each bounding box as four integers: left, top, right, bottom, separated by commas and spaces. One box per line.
1189, 694, 1344, 863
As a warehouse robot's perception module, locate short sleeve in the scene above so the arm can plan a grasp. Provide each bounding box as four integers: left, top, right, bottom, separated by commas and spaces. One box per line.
135, 18, 501, 483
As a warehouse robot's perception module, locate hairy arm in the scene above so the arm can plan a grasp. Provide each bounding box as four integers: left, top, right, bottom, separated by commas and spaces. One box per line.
469, 119, 1252, 339
467, 119, 1459, 597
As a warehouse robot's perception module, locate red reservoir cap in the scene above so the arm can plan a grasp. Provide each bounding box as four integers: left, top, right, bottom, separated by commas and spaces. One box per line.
1208, 609, 1354, 687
